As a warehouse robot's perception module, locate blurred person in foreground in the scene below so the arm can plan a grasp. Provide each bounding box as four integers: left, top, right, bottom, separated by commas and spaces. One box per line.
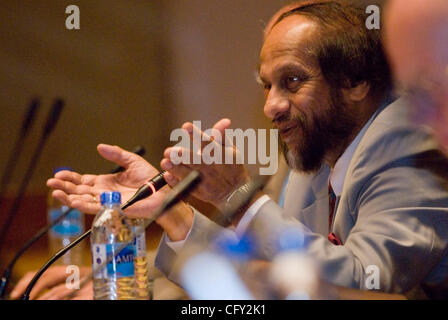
384, 0, 448, 150
11, 0, 448, 299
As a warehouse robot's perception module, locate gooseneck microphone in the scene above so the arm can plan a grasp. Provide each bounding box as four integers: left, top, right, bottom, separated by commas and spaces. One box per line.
122, 171, 166, 210
0, 99, 65, 256
0, 98, 40, 204
0, 146, 146, 299
22, 170, 173, 300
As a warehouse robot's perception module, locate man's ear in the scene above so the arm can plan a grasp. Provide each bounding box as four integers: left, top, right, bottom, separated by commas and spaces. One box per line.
342, 81, 370, 102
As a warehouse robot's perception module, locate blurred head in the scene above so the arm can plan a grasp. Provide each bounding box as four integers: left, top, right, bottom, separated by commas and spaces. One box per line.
259, 1, 392, 172
384, 0, 448, 149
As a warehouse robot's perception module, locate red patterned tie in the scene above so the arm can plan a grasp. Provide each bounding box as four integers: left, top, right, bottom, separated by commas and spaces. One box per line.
328, 181, 342, 245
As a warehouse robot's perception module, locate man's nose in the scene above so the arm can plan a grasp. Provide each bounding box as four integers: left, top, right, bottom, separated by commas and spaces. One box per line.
264, 89, 290, 119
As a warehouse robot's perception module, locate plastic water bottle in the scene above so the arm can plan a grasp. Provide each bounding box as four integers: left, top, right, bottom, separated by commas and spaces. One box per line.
91, 191, 150, 300
269, 228, 319, 300
47, 167, 85, 265
180, 233, 255, 300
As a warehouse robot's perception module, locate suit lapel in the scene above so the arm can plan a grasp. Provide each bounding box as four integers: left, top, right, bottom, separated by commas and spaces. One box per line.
284, 165, 331, 237
301, 196, 331, 236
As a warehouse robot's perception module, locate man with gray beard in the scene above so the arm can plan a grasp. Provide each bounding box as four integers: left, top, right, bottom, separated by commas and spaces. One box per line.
43, 1, 448, 297
155, 0, 448, 295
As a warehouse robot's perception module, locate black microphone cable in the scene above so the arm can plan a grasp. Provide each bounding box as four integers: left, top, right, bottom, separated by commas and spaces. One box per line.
22, 169, 174, 300
0, 146, 146, 299
0, 99, 65, 254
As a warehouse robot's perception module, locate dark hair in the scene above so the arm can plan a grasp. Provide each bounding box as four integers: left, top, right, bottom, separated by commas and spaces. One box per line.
273, 1, 392, 100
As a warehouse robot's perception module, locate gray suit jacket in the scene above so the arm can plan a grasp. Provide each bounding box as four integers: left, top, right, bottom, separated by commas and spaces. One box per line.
155, 98, 448, 295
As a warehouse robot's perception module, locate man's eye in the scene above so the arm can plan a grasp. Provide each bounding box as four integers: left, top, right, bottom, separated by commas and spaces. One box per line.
284, 75, 303, 91
264, 84, 272, 90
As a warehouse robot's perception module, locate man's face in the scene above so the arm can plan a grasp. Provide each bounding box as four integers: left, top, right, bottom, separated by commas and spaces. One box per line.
259, 15, 357, 172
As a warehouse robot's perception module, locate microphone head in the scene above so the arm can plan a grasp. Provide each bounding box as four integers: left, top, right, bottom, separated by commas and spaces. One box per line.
21, 98, 40, 134
43, 98, 65, 136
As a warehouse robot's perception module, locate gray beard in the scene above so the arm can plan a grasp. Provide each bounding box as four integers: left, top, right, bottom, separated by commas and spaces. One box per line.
284, 147, 304, 172
278, 88, 358, 174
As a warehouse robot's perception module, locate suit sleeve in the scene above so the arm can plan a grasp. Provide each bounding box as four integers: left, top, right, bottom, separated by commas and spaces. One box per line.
154, 206, 238, 284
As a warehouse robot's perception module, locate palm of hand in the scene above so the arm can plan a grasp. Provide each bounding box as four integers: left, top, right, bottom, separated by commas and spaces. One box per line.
49, 150, 170, 220
94, 161, 170, 218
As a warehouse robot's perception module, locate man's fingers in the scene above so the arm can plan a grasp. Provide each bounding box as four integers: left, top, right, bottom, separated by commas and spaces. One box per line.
71, 281, 93, 300
67, 193, 97, 202
164, 146, 201, 165
97, 144, 141, 170
54, 170, 83, 184
212, 118, 234, 146
10, 266, 69, 300
33, 267, 92, 300
160, 158, 183, 187
212, 118, 232, 136
38, 284, 71, 300
47, 178, 94, 196
51, 190, 100, 214
24, 273, 93, 300
160, 157, 193, 181
51, 190, 71, 206
72, 198, 102, 214
10, 271, 35, 299
68, 193, 102, 214
181, 122, 194, 134
33, 266, 69, 293
181, 122, 222, 147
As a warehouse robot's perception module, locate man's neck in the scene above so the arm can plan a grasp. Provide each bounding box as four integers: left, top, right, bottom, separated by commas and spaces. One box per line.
325, 99, 379, 168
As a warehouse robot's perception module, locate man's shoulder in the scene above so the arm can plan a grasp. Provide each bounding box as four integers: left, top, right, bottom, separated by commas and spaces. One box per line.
355, 97, 439, 164
369, 97, 412, 129
342, 97, 448, 218
344, 97, 448, 197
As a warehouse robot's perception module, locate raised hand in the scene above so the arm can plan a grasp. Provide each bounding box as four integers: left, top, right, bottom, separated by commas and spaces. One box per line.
160, 119, 251, 210
47, 144, 167, 219
47, 143, 194, 241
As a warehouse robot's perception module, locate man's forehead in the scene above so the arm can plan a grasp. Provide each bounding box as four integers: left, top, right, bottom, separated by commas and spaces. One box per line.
260, 15, 318, 68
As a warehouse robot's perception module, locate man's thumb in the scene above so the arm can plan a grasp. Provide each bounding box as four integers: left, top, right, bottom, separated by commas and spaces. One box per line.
97, 144, 137, 169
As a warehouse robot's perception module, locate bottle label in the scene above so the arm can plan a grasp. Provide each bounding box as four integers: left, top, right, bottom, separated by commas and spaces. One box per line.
49, 208, 83, 237
92, 243, 135, 279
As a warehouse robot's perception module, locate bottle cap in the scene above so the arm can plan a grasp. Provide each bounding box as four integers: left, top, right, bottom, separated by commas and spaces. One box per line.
214, 233, 255, 260
53, 166, 73, 174
100, 191, 121, 205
